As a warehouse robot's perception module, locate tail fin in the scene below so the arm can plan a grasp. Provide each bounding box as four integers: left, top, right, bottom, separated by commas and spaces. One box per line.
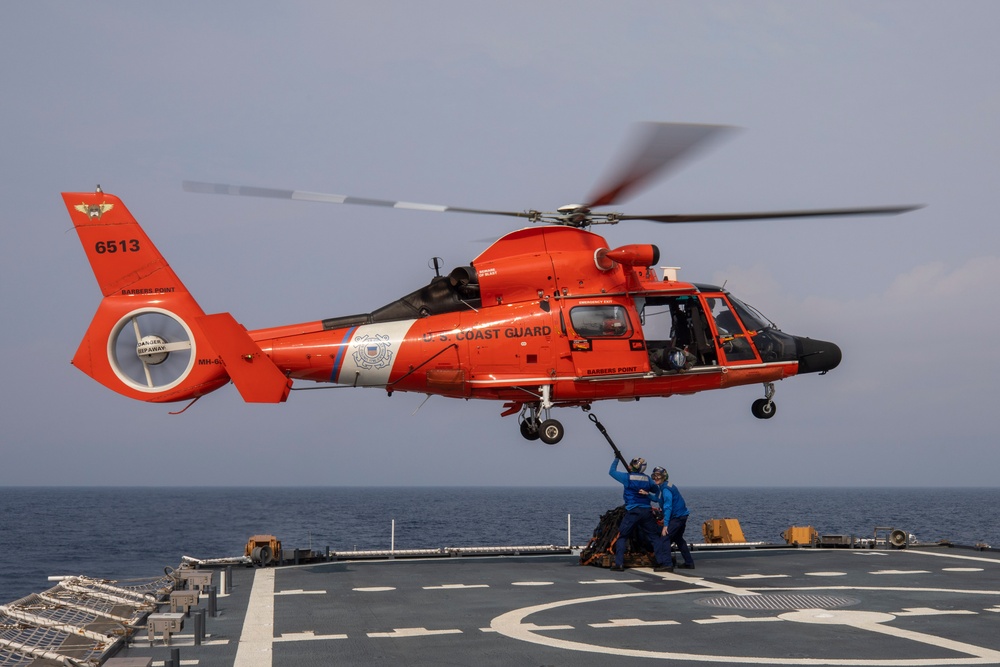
64, 189, 231, 402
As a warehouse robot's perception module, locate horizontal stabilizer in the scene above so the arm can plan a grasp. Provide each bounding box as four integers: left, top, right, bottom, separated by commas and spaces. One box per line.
197, 313, 292, 403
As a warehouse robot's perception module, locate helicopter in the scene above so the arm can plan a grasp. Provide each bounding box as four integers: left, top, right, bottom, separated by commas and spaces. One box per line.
63, 123, 919, 445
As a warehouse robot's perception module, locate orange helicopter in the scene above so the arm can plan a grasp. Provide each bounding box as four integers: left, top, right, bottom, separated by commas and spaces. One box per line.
64, 123, 919, 444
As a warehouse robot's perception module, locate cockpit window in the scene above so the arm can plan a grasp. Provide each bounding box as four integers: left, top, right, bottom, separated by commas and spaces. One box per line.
706, 296, 757, 362
728, 296, 772, 333
570, 305, 631, 337
706, 297, 742, 335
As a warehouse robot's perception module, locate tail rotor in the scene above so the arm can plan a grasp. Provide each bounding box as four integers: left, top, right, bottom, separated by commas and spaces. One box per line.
109, 308, 196, 392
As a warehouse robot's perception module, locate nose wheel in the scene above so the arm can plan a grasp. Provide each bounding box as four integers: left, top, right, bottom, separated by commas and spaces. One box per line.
751, 382, 777, 419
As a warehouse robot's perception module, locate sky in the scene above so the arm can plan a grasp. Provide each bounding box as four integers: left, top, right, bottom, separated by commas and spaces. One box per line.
1, 2, 998, 487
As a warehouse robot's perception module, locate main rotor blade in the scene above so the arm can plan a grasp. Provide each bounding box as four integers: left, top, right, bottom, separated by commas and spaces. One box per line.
585, 122, 735, 209
182, 180, 532, 220
617, 205, 923, 224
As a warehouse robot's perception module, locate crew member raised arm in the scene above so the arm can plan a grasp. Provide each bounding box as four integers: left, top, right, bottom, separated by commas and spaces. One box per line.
608, 457, 674, 572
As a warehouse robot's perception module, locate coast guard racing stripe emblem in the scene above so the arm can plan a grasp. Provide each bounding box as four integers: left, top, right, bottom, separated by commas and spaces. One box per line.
353, 333, 393, 370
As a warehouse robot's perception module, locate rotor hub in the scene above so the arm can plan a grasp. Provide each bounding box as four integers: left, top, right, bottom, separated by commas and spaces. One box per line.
556, 204, 593, 227
136, 334, 169, 365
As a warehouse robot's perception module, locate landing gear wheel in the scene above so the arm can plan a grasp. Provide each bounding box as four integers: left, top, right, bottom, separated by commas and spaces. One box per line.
520, 419, 540, 441
538, 419, 564, 445
751, 398, 776, 419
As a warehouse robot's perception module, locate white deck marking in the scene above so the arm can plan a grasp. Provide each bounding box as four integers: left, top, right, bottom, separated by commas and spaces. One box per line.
233, 568, 274, 667
274, 589, 325, 595
491, 583, 1000, 664
579, 578, 644, 585
894, 607, 977, 617
805, 571, 847, 577
780, 608, 1000, 661
512, 581, 554, 586
367, 627, 463, 638
641, 568, 758, 596
422, 583, 489, 590
870, 570, 931, 575
589, 617, 681, 628
749, 584, 1000, 596
694, 614, 783, 625
275, 631, 348, 642
353, 586, 396, 592
903, 550, 1000, 565
728, 574, 789, 580
943, 568, 985, 572
480, 622, 573, 633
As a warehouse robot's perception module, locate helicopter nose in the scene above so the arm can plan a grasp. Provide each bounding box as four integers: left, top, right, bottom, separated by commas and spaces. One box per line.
795, 337, 842, 374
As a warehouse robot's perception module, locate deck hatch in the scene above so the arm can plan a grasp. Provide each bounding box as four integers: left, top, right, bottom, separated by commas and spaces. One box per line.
695, 593, 860, 610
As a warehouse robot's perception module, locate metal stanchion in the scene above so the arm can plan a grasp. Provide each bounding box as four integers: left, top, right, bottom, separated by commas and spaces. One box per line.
197, 609, 206, 645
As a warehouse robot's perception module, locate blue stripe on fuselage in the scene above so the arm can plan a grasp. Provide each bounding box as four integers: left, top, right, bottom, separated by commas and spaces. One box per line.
330, 326, 358, 383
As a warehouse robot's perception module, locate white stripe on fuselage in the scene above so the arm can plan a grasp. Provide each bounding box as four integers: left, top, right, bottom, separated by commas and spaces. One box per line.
335, 320, 415, 387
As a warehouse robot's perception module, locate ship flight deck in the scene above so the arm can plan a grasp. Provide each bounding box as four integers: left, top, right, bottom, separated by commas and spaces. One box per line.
4, 541, 1000, 666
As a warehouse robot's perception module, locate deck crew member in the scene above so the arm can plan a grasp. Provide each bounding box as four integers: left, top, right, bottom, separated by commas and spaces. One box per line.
608, 457, 674, 572
651, 466, 695, 569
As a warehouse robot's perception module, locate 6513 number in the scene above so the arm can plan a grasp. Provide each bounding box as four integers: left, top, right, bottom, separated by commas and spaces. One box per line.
95, 239, 140, 254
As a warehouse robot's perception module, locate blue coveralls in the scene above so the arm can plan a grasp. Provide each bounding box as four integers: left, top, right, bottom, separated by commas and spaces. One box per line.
608, 458, 672, 569
653, 480, 694, 567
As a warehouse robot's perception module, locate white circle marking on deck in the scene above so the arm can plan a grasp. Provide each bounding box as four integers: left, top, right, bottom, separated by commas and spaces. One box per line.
490, 586, 1000, 664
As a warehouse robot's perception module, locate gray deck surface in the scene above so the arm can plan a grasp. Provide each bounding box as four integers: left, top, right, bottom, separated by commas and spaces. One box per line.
113, 546, 1000, 666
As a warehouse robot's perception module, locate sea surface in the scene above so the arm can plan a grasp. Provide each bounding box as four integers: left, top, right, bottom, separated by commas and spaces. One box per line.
1, 486, 998, 603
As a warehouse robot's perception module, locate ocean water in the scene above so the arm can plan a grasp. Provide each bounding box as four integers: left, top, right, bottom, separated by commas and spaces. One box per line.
1, 486, 997, 603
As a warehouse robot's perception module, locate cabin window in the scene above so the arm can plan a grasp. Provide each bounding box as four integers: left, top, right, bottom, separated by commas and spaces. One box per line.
570, 305, 632, 338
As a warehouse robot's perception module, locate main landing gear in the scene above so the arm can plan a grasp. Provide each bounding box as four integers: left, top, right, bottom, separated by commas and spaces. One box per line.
517, 386, 565, 445
751, 382, 777, 419
519, 416, 564, 445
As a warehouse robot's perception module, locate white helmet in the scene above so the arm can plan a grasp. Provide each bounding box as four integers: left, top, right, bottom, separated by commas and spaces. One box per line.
629, 457, 647, 473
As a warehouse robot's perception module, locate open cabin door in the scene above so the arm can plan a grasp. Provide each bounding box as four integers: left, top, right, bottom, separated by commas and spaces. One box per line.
637, 294, 716, 372
637, 293, 761, 373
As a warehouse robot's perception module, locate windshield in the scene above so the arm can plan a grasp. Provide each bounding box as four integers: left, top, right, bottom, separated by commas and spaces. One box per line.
728, 296, 775, 333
